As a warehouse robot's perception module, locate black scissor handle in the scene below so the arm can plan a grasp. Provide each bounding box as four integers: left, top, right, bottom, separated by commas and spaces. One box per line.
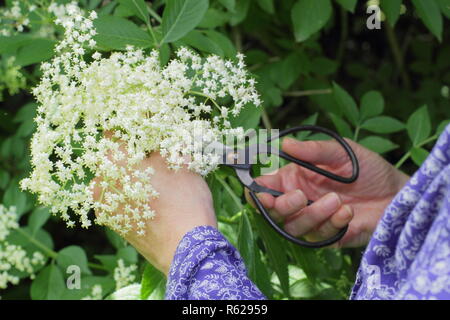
249, 189, 348, 248
269, 125, 359, 184
247, 125, 358, 248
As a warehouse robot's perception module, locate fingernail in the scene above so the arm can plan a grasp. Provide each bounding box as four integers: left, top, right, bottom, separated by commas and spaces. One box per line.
323, 193, 341, 213
287, 190, 306, 209
341, 205, 353, 220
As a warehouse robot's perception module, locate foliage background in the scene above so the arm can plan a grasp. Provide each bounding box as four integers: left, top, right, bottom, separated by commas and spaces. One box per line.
0, 0, 449, 300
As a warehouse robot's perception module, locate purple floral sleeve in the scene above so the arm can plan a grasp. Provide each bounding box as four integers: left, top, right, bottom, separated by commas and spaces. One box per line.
351, 124, 450, 300
165, 225, 266, 300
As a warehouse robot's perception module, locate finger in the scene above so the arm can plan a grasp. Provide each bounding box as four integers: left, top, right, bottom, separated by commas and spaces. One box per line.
284, 192, 342, 237
304, 205, 353, 242
272, 189, 308, 218
282, 137, 351, 167
244, 188, 275, 210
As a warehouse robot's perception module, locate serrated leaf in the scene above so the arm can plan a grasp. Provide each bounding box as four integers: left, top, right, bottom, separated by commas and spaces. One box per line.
412, 0, 443, 41
411, 147, 430, 166
335, 0, 357, 13
161, 0, 209, 43
380, 0, 402, 27
57, 245, 91, 275
291, 0, 332, 42
360, 90, 384, 121
407, 105, 431, 146
361, 116, 405, 134
94, 15, 153, 50
359, 136, 399, 154
332, 82, 359, 126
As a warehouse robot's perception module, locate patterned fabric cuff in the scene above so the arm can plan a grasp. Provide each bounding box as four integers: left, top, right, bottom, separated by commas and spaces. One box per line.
165, 225, 265, 300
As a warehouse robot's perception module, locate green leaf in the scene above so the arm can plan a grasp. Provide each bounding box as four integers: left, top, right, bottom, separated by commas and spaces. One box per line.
230, 0, 251, 25
257, 0, 275, 14
105, 228, 127, 250
94, 15, 153, 50
140, 263, 166, 300
437, 120, 450, 135
118, 0, 149, 24
328, 113, 353, 138
28, 207, 51, 236
198, 8, 230, 28
15, 39, 56, 67
237, 210, 256, 281
436, 0, 450, 19
179, 30, 223, 56
203, 30, 236, 58
359, 136, 399, 154
0, 34, 32, 54
253, 213, 290, 297
332, 82, 359, 126
407, 105, 431, 146
380, 0, 402, 27
0, 169, 10, 190
219, 0, 236, 12
291, 0, 332, 42
412, 0, 443, 41
3, 181, 27, 216
335, 0, 357, 13
411, 147, 430, 166
361, 116, 405, 134
30, 265, 65, 300
161, 0, 209, 43
117, 246, 138, 264
290, 278, 319, 298
229, 104, 262, 130
360, 90, 384, 121
57, 246, 91, 275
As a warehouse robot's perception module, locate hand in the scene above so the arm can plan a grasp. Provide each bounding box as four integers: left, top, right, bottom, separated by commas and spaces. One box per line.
92, 138, 216, 275
246, 137, 410, 248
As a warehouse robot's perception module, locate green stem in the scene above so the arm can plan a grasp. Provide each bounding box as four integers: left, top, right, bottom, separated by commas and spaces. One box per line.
16, 228, 109, 272
215, 174, 243, 211
16, 228, 58, 259
336, 8, 348, 66
261, 110, 272, 130
353, 126, 360, 142
147, 5, 162, 23
188, 90, 221, 111
283, 88, 332, 97
395, 135, 438, 169
385, 23, 411, 90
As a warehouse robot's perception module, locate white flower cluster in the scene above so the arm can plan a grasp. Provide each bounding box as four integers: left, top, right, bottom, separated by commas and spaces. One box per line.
21, 3, 261, 237
0, 1, 31, 35
0, 56, 26, 101
113, 259, 137, 290
81, 284, 103, 300
0, 205, 46, 290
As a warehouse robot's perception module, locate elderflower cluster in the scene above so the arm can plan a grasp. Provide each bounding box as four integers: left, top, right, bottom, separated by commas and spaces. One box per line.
113, 259, 137, 290
82, 284, 103, 300
0, 1, 31, 35
0, 57, 27, 101
21, 3, 261, 237
0, 205, 46, 290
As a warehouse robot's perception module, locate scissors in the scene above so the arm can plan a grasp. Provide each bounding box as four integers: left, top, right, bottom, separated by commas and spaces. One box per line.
212, 125, 359, 248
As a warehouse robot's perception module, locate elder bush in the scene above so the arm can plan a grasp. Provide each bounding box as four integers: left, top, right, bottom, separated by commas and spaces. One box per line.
0, 0, 449, 300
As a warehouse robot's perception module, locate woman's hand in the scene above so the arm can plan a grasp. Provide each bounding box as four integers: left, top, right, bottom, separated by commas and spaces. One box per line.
247, 137, 410, 248
93, 140, 216, 276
